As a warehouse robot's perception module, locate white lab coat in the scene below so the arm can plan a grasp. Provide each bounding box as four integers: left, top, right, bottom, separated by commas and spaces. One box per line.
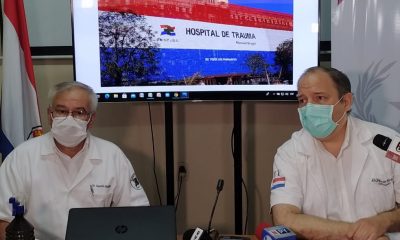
271, 116, 400, 222
0, 133, 149, 240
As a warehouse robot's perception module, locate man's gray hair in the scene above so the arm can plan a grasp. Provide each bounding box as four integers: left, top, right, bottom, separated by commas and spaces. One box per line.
48, 81, 98, 112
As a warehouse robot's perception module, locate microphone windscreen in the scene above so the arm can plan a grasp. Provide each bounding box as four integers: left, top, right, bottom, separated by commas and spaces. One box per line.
255, 222, 272, 240
373, 134, 392, 151
183, 228, 212, 240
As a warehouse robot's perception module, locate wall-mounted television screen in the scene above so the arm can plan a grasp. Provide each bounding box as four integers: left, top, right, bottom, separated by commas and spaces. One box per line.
71, 0, 319, 102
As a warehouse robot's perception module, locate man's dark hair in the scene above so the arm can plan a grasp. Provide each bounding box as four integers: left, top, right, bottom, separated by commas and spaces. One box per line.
299, 66, 352, 98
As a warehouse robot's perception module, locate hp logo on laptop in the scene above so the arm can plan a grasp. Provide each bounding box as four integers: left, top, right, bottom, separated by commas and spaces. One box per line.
115, 225, 128, 234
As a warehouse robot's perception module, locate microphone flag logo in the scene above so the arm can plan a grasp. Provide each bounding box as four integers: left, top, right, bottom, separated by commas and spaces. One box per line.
386, 136, 400, 163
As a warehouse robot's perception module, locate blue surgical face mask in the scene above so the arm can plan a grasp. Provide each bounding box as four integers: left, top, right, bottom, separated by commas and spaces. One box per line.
298, 97, 346, 138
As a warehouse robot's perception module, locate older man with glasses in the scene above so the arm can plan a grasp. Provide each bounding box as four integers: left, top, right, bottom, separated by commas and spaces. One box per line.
0, 81, 149, 240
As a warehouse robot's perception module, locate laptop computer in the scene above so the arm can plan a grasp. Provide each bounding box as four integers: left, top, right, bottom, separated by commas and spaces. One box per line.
65, 205, 176, 240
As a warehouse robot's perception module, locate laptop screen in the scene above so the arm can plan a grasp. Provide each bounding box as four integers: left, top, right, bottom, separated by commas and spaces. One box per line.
65, 206, 176, 240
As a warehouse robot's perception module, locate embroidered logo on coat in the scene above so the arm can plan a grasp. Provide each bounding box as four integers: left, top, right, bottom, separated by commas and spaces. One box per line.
371, 177, 393, 186
130, 173, 143, 190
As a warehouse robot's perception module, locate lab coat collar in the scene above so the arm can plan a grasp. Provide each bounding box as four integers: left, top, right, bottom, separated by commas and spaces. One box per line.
295, 115, 372, 156
295, 116, 373, 199
40, 132, 102, 163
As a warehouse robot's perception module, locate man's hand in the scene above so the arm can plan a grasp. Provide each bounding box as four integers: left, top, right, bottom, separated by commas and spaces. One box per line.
0, 220, 9, 240
272, 204, 352, 239
347, 216, 388, 240
377, 236, 389, 240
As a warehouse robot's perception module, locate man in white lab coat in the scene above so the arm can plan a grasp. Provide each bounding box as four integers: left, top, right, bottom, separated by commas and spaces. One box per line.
270, 66, 400, 240
0, 81, 149, 240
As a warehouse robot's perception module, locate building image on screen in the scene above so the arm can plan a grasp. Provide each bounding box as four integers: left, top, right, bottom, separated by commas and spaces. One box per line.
97, 0, 293, 88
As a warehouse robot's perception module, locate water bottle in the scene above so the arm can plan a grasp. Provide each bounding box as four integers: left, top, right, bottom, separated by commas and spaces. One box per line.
5, 197, 35, 240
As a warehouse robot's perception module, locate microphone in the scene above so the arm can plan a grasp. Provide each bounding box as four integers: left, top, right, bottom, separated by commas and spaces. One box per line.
373, 134, 400, 163
373, 134, 392, 151
183, 179, 224, 240
207, 179, 224, 234
260, 225, 296, 240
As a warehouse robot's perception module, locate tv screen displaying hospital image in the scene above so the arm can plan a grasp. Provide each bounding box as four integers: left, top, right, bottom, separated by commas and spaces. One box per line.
72, 0, 319, 101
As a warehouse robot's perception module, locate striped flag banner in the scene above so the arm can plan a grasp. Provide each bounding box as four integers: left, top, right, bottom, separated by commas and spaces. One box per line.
0, 0, 42, 162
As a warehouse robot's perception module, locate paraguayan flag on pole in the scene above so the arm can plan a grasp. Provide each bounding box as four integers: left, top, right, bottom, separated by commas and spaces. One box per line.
0, 0, 42, 163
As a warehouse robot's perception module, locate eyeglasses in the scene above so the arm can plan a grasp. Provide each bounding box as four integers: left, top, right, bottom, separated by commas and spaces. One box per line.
51, 108, 91, 121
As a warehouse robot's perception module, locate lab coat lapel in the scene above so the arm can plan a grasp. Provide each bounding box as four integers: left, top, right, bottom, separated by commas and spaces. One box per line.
69, 135, 102, 190
70, 157, 96, 189
350, 144, 368, 195
349, 119, 370, 195
307, 148, 328, 200
298, 131, 328, 199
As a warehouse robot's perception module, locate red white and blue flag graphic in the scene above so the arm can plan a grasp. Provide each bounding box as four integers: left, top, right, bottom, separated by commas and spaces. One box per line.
0, 0, 42, 160
271, 176, 285, 190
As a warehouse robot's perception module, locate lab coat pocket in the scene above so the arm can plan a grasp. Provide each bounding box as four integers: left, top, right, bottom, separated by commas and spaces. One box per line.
90, 192, 113, 207
368, 173, 395, 213
72, 189, 113, 207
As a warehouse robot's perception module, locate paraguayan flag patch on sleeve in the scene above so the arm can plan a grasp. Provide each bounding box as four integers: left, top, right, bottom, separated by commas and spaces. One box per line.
271, 176, 286, 190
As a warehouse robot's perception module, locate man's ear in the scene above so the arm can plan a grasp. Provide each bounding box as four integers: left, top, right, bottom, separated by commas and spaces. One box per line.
343, 92, 353, 112
87, 113, 96, 129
